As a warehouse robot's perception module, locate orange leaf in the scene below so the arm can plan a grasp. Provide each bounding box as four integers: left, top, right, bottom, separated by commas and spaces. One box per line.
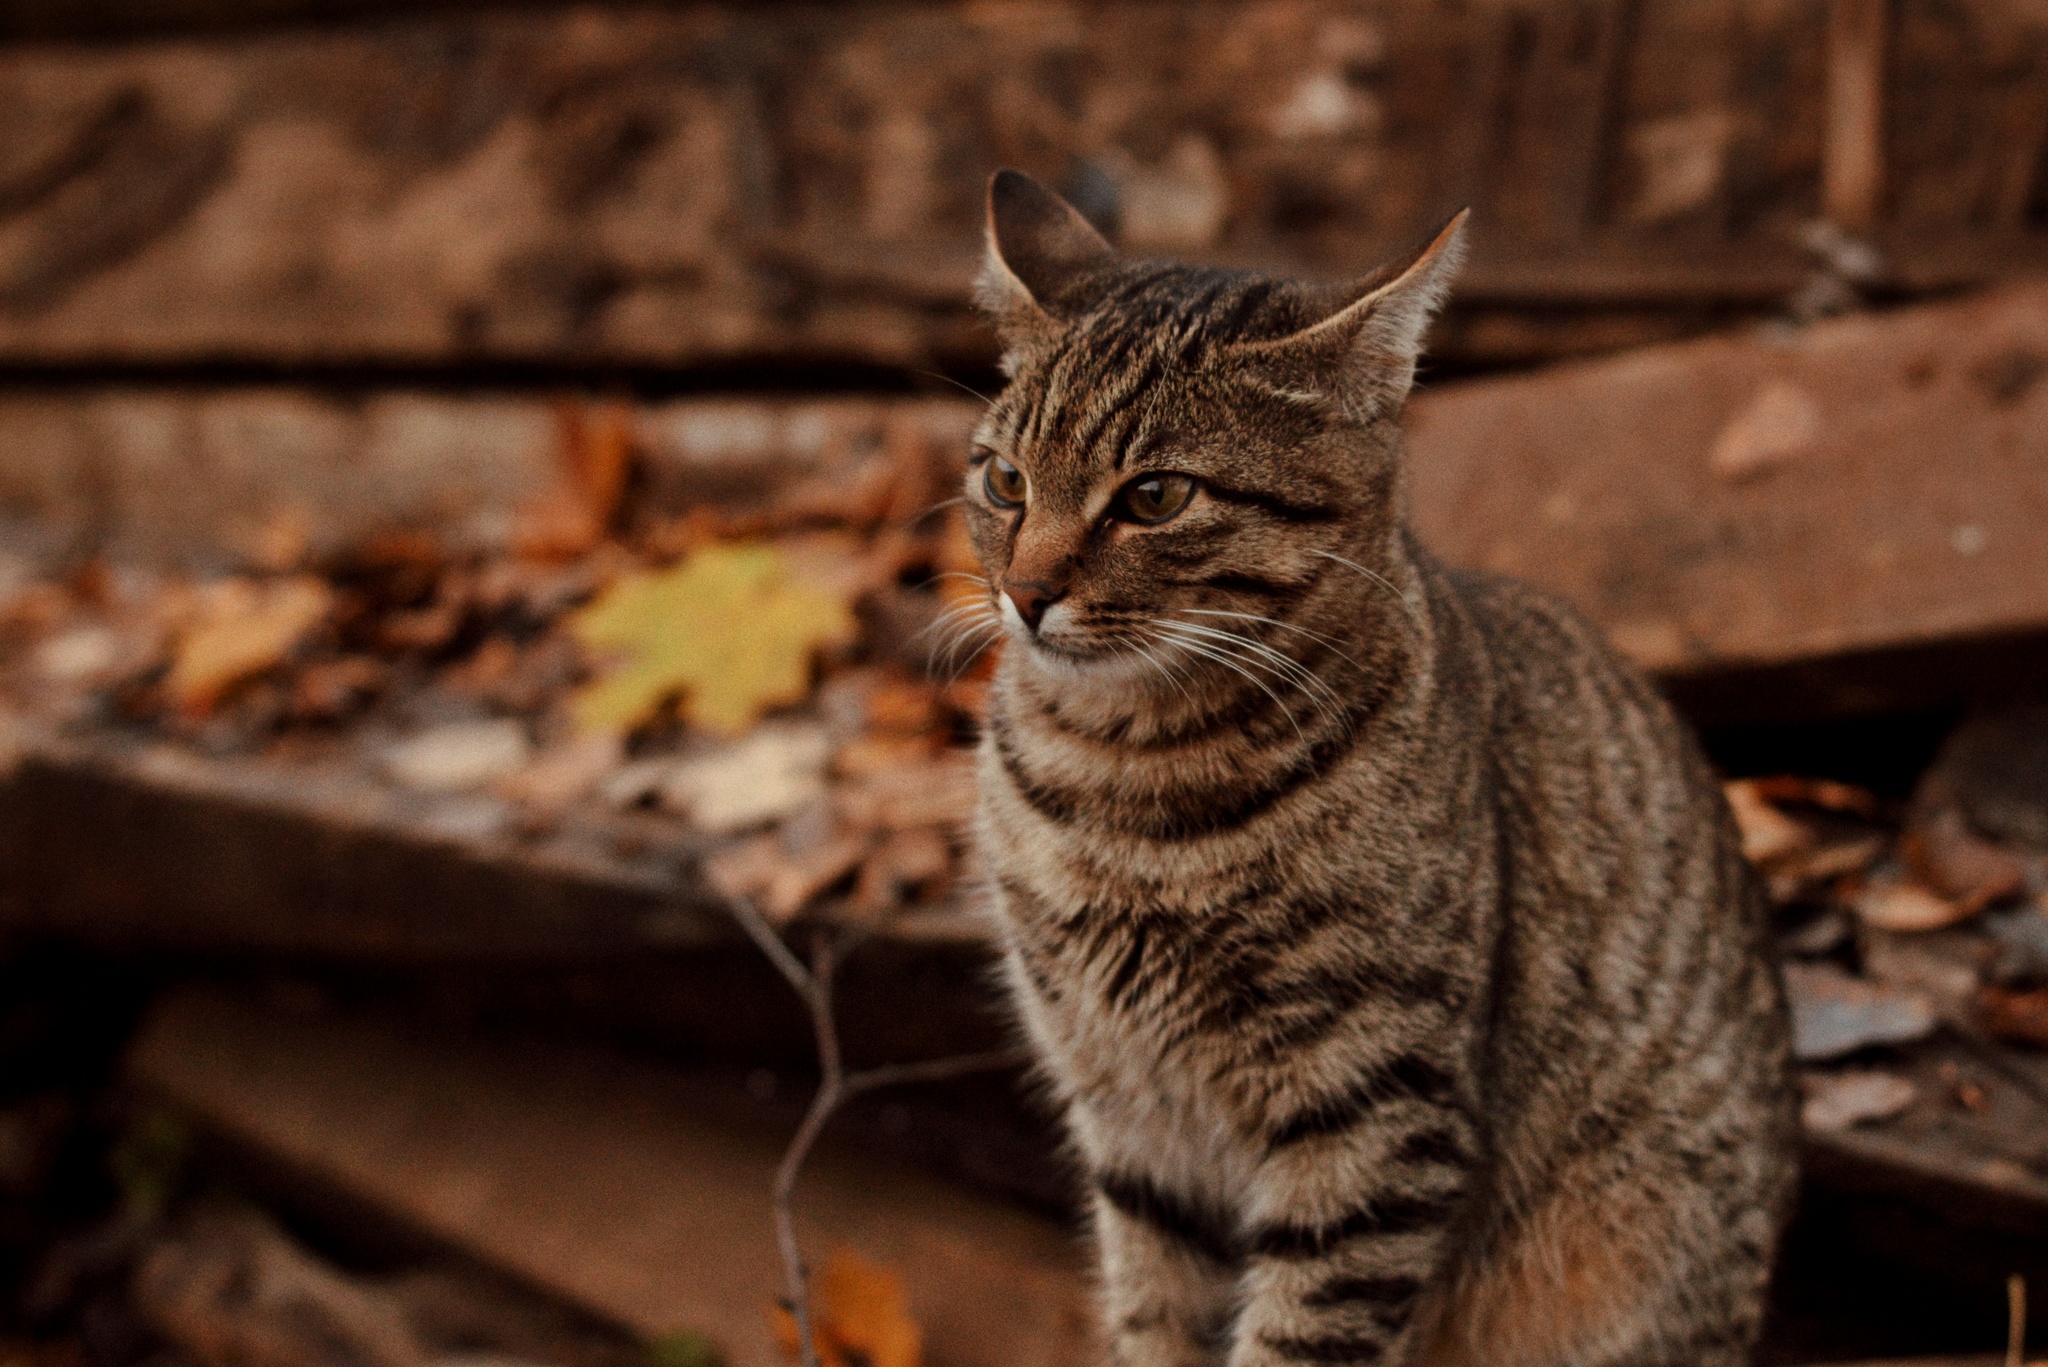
166, 576, 333, 716
1980, 985, 2048, 1047
770, 1252, 922, 1367
513, 399, 636, 561
1746, 774, 1879, 818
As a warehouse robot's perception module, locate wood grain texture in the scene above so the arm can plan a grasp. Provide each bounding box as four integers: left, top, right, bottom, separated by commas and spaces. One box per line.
129, 988, 1095, 1367
0, 1, 2044, 370
1405, 277, 2048, 675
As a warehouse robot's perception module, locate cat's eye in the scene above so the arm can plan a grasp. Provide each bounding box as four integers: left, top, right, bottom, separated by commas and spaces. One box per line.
984, 455, 1028, 508
1113, 473, 1197, 525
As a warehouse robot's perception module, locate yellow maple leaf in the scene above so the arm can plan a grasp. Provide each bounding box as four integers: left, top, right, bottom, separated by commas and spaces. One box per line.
770, 1251, 922, 1367
568, 541, 857, 737
167, 575, 333, 716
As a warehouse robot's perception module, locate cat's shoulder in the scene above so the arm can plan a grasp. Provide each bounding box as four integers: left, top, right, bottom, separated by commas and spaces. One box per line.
1433, 558, 1674, 731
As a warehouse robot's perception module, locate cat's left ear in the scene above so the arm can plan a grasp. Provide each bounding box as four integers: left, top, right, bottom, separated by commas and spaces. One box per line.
1235, 209, 1469, 417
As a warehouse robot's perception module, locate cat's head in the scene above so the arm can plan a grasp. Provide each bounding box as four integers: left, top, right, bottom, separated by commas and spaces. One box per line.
961, 169, 1465, 686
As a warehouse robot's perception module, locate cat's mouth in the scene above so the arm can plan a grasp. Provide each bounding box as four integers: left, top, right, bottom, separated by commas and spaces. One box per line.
992, 594, 1142, 671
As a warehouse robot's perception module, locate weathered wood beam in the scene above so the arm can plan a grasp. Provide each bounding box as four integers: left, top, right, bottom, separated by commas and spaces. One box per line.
0, 391, 976, 569
0, 3, 2044, 372
1823, 0, 1889, 234
0, 715, 735, 956
1406, 278, 2048, 679
125, 991, 2045, 1367
129, 987, 1096, 1367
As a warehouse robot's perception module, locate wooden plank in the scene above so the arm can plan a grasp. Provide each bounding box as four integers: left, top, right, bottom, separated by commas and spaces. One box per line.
0, 716, 730, 956
8, 281, 2048, 685
128, 987, 1097, 1367
1823, 0, 1889, 233
1405, 277, 2048, 677
0, 3, 2042, 371
0, 706, 997, 960
0, 391, 977, 569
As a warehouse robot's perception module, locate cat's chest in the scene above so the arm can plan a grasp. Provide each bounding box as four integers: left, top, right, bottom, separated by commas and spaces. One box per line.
999, 874, 1246, 1096
1005, 912, 1256, 1177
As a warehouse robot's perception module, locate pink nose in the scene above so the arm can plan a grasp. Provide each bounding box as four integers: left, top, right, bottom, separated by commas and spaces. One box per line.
1005, 582, 1063, 631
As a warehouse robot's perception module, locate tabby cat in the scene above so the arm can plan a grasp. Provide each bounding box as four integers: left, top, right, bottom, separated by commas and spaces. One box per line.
960, 170, 1797, 1367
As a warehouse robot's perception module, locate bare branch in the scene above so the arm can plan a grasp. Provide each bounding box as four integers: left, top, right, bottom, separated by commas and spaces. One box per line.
714, 897, 1026, 1367
720, 890, 816, 1000
844, 1047, 1033, 1098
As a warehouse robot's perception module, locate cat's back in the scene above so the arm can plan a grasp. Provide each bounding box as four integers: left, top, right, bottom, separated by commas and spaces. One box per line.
1428, 554, 1793, 1210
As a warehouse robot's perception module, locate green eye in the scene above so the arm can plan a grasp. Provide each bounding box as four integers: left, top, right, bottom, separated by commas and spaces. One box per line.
1114, 473, 1196, 525
984, 455, 1028, 508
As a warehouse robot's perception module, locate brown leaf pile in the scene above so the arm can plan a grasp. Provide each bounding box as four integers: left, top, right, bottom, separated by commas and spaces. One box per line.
0, 400, 990, 929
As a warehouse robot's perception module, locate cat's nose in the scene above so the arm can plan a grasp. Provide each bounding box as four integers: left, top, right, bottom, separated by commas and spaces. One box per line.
1005, 582, 1064, 631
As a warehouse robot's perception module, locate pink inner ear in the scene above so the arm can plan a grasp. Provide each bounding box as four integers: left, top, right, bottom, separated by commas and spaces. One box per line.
986, 169, 1116, 311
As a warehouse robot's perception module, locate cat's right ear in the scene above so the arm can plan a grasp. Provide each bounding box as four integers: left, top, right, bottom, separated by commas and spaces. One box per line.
975, 169, 1115, 374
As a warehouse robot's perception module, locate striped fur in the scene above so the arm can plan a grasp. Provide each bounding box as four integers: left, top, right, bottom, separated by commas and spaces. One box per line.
963, 172, 1797, 1367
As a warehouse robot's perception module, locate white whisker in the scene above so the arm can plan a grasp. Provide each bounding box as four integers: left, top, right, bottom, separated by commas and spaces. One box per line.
1309, 550, 1425, 635
1179, 608, 1364, 672
1158, 619, 1339, 715
913, 598, 993, 647
1151, 621, 1306, 744
1115, 631, 1197, 709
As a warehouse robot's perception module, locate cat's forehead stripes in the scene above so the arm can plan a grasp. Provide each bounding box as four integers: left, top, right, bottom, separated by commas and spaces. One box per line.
987, 265, 1301, 492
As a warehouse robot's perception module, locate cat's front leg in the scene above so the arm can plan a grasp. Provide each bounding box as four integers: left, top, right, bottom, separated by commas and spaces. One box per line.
1227, 1229, 1448, 1367
1089, 1170, 1241, 1366
1225, 1115, 1471, 1366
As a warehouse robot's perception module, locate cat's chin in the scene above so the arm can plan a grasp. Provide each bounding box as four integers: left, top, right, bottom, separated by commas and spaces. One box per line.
1013, 631, 1162, 688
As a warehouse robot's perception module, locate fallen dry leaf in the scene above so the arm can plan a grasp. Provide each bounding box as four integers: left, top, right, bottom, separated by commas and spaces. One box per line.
1709, 380, 1821, 482
1764, 834, 1886, 904
1979, 985, 2048, 1047
167, 577, 333, 716
853, 825, 954, 915
835, 752, 978, 832
567, 541, 858, 737
382, 720, 532, 793
287, 656, 386, 722
378, 599, 465, 654
1748, 775, 1881, 818
708, 827, 868, 926
863, 677, 944, 736
497, 731, 623, 811
35, 625, 126, 686
1782, 961, 1938, 1061
771, 1251, 922, 1367
1723, 779, 1814, 867
1800, 1069, 1917, 1132
658, 723, 833, 834
835, 733, 943, 780
1906, 805, 2030, 911
513, 400, 635, 560
1850, 876, 1972, 933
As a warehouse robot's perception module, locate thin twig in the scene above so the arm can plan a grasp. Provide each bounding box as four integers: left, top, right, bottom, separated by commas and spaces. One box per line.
716, 897, 1028, 1367
772, 930, 842, 1367
1942, 1022, 2048, 1112
2009, 1273, 2025, 1367
723, 891, 815, 998
845, 1047, 1033, 1098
